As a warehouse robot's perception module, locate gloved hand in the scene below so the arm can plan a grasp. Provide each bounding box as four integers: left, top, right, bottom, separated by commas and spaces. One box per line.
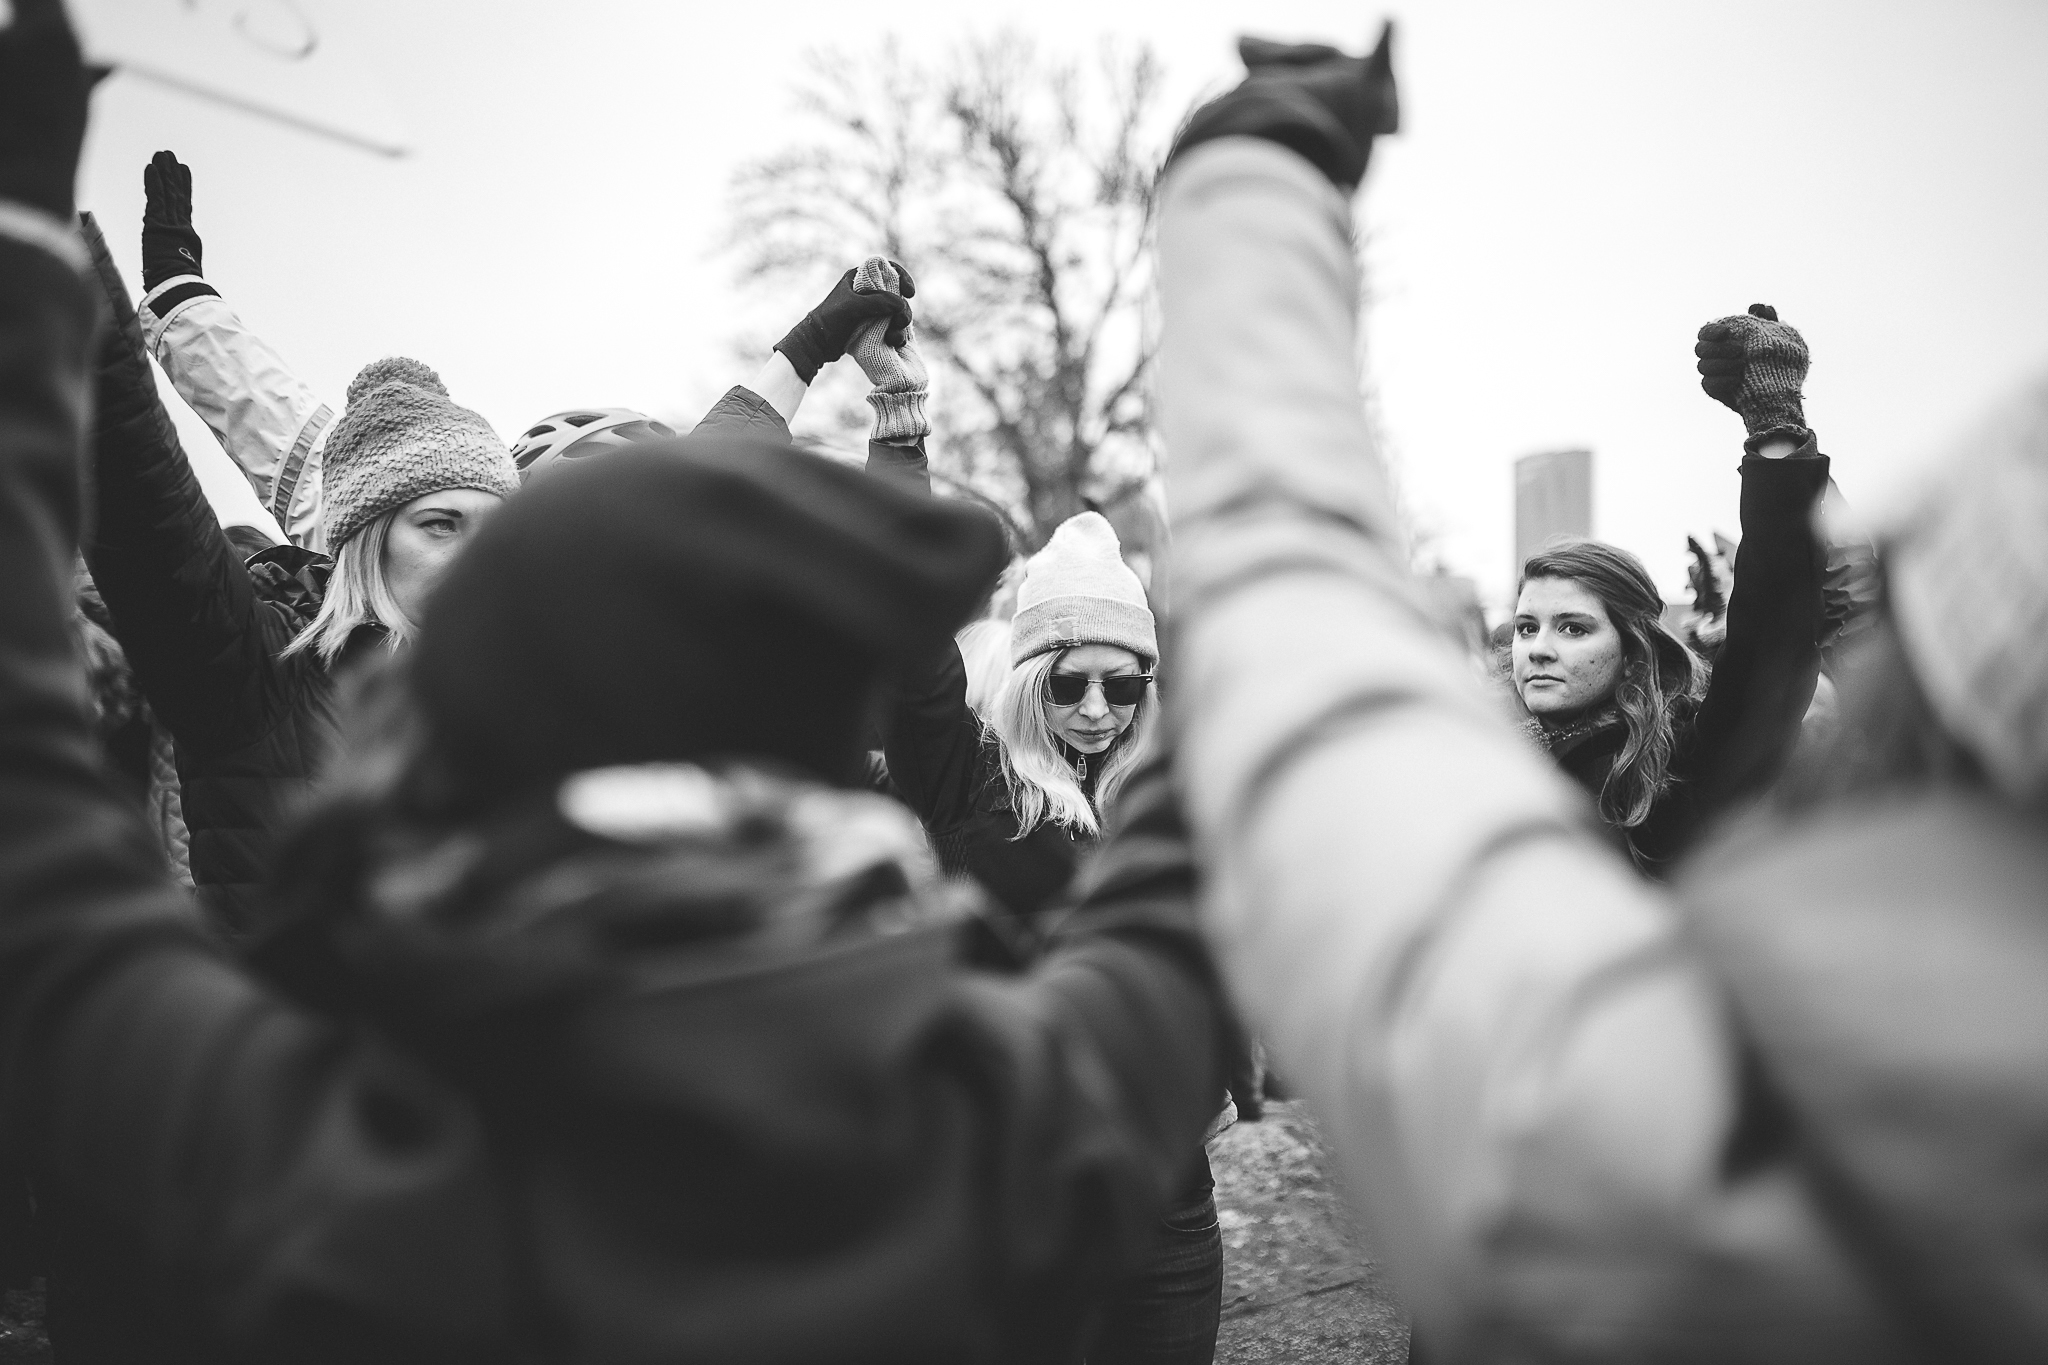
774, 261, 915, 385
849, 257, 929, 444
1166, 24, 1399, 191
0, 0, 94, 221
1694, 303, 1809, 444
142, 150, 205, 290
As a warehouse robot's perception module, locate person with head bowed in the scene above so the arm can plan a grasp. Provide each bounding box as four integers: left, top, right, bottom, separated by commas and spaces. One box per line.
836, 258, 1227, 1365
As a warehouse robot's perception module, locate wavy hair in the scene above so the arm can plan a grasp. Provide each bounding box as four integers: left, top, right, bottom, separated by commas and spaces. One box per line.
983, 649, 1157, 840
1521, 540, 1708, 829
282, 510, 411, 664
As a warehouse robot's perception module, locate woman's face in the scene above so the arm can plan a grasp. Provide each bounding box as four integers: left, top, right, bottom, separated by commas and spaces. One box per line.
1042, 644, 1148, 755
1512, 576, 1626, 721
382, 488, 504, 624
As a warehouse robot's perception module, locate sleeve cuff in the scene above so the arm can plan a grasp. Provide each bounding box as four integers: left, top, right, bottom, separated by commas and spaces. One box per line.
1742, 424, 1816, 458
867, 388, 930, 443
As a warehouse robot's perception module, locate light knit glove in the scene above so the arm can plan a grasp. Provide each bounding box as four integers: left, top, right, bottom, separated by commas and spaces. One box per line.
1695, 303, 1809, 445
850, 256, 929, 444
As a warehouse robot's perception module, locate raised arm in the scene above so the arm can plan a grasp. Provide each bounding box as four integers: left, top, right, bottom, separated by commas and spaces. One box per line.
1667, 308, 1830, 843
137, 153, 334, 550
79, 213, 296, 756
1157, 37, 1876, 1356
836, 260, 995, 834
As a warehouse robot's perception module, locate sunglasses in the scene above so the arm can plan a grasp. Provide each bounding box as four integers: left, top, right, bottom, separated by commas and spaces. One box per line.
1046, 673, 1153, 708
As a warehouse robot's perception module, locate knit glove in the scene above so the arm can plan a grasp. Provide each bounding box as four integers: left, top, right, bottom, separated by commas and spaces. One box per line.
849, 257, 929, 444
142, 150, 205, 290
0, 0, 93, 221
1167, 24, 1400, 191
1694, 303, 1809, 446
774, 261, 916, 385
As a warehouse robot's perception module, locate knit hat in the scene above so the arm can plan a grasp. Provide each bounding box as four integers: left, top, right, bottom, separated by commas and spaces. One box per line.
320, 357, 521, 549
1887, 372, 2048, 800
1010, 511, 1157, 666
411, 433, 1007, 795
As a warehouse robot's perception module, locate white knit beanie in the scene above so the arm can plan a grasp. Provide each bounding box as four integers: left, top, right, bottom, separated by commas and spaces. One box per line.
1011, 511, 1157, 666
319, 357, 521, 550
1888, 371, 2048, 800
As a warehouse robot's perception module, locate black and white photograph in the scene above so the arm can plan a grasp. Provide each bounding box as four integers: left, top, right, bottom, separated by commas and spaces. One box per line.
1, 0, 2045, 1360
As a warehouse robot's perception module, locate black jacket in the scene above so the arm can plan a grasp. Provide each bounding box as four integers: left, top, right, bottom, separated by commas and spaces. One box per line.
77, 217, 361, 939
0, 279, 1229, 1365
886, 635, 1102, 919
1550, 447, 1830, 871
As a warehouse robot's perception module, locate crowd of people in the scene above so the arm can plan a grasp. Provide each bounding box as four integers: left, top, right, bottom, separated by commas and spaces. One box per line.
2, 2, 2045, 1361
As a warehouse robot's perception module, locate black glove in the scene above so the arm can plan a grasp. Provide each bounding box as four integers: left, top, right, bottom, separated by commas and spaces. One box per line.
0, 0, 93, 221
142, 150, 205, 290
1694, 302, 1809, 442
1166, 24, 1399, 191
773, 262, 916, 385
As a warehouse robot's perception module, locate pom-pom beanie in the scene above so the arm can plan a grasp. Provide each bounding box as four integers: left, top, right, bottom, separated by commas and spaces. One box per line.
319, 357, 521, 550
1010, 511, 1157, 666
1887, 371, 2048, 801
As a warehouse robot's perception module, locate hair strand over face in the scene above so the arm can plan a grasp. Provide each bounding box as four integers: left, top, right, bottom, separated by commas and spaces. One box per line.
282, 509, 412, 663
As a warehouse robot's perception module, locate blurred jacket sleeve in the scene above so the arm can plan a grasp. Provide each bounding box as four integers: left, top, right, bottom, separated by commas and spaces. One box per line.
140, 273, 332, 550
946, 752, 1230, 1360
1154, 139, 1895, 1360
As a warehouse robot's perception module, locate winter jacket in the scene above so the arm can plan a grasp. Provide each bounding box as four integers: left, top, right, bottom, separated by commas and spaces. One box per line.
1541, 446, 1829, 872
141, 272, 335, 549
1158, 135, 2048, 1363
0, 220, 1229, 1360
886, 634, 1105, 919
79, 219, 367, 940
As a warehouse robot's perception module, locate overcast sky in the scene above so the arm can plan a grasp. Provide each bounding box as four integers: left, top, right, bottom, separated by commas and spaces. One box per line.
76, 0, 2048, 604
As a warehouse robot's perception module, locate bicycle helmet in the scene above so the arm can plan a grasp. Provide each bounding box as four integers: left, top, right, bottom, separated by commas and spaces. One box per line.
510, 408, 677, 483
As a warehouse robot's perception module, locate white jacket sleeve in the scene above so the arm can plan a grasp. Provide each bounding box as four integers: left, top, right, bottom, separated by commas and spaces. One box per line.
1156, 140, 1896, 1362
140, 275, 334, 552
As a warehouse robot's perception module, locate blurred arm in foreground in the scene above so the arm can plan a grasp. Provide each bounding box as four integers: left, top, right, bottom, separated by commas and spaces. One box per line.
1157, 28, 1912, 1362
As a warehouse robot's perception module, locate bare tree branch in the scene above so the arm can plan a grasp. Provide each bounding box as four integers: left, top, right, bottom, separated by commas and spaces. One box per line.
724, 31, 1169, 549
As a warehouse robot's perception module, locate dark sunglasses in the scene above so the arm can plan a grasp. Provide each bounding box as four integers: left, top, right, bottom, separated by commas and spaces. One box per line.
1046, 673, 1153, 708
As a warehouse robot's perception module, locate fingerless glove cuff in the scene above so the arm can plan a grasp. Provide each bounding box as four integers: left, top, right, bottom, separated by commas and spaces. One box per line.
867, 386, 930, 443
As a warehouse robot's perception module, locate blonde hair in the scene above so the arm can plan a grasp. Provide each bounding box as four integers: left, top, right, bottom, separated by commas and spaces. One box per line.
983, 649, 1156, 839
956, 616, 1015, 717
282, 510, 412, 663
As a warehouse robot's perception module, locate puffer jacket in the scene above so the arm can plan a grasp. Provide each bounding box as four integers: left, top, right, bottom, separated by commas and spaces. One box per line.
1159, 135, 2048, 1363
1536, 445, 1829, 873
78, 216, 373, 940
0, 216, 1229, 1357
